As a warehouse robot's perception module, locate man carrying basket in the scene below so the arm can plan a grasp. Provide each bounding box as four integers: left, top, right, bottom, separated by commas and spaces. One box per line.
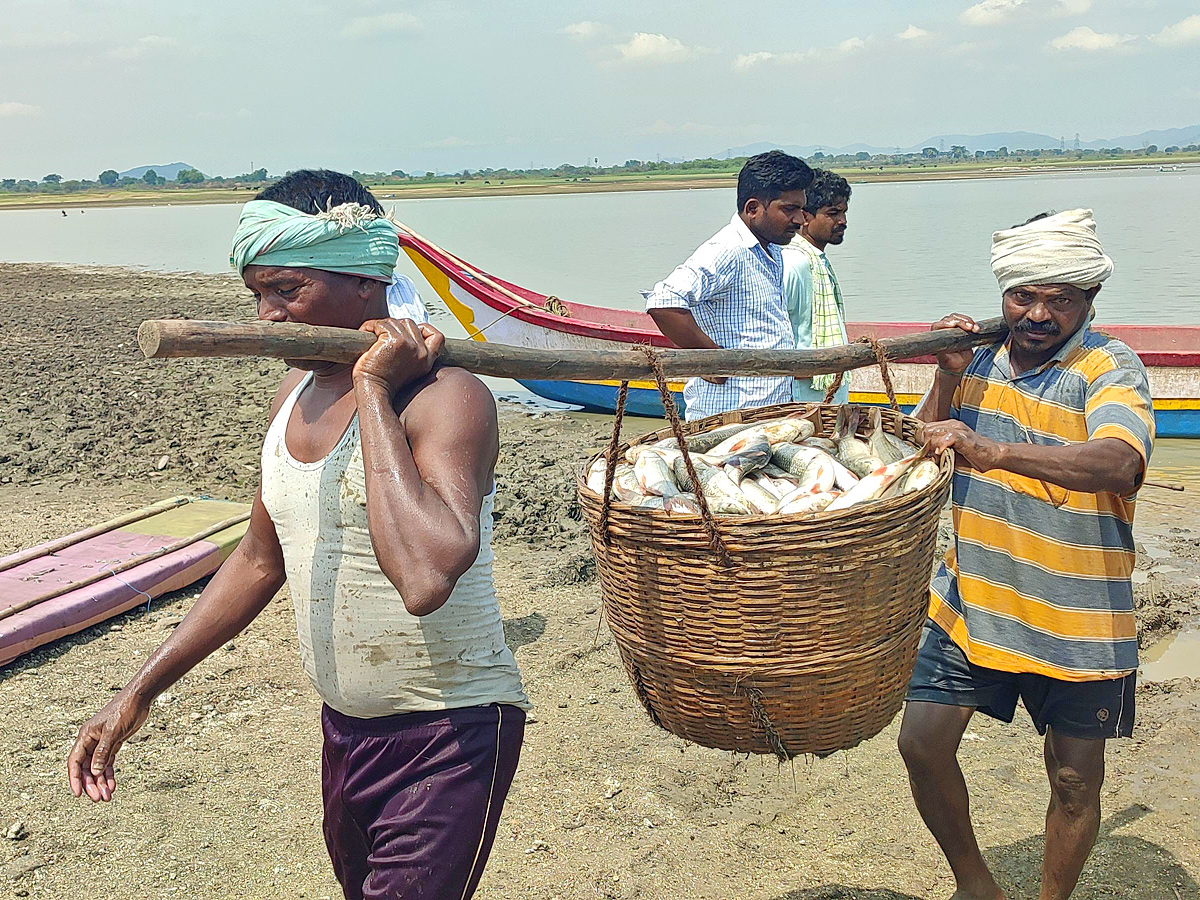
67, 170, 529, 900
900, 209, 1154, 900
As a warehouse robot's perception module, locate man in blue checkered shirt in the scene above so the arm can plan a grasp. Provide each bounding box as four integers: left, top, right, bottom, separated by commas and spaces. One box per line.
643, 151, 814, 421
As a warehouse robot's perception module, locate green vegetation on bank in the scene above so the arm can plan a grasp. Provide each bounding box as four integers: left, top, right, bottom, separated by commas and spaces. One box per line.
2, 145, 1197, 209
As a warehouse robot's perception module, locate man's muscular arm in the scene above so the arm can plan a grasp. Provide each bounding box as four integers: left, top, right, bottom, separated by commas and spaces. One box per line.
353, 320, 498, 616
923, 420, 1144, 496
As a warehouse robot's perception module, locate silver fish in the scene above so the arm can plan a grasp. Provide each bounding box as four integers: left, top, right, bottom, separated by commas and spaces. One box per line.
670, 455, 697, 492
708, 427, 773, 482
757, 416, 816, 446
795, 455, 836, 494
900, 459, 940, 495
624, 444, 660, 465
883, 429, 915, 459
748, 472, 784, 500
826, 454, 922, 511
770, 443, 827, 477
628, 495, 666, 511
585, 457, 608, 495
665, 492, 702, 516
612, 465, 644, 501
633, 451, 680, 498
777, 490, 839, 516
866, 408, 907, 465
770, 475, 801, 495
834, 406, 884, 478
739, 477, 780, 514
683, 460, 757, 515
801, 436, 839, 453
654, 422, 752, 455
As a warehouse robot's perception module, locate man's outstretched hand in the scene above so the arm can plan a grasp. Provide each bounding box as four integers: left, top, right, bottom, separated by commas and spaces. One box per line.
67, 692, 150, 802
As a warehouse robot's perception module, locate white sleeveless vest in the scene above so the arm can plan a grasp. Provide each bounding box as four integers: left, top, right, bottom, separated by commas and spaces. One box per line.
260, 374, 529, 718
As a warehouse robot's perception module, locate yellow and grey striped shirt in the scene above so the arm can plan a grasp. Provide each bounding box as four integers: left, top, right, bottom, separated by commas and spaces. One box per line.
929, 325, 1155, 681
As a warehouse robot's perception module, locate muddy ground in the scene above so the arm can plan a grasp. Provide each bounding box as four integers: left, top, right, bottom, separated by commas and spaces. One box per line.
1, 264, 1197, 900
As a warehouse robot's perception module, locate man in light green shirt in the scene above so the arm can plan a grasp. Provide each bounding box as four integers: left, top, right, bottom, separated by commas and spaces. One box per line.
782, 169, 852, 404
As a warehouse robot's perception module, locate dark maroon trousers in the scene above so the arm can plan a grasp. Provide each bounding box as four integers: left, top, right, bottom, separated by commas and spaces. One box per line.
320, 703, 525, 900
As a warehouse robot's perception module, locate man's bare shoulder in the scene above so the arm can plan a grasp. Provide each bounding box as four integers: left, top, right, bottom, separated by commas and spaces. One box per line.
401, 365, 498, 433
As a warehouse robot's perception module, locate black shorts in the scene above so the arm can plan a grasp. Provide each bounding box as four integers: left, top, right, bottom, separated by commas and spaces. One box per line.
906, 620, 1136, 740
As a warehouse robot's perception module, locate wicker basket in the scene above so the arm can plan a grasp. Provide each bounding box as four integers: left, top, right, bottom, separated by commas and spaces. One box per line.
577, 402, 952, 758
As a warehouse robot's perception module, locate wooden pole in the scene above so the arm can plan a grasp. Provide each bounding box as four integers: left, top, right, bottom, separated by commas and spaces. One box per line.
0, 511, 250, 623
0, 495, 192, 574
138, 318, 1009, 381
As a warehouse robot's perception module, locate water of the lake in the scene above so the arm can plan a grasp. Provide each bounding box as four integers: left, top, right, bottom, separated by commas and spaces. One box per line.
1, 168, 1197, 325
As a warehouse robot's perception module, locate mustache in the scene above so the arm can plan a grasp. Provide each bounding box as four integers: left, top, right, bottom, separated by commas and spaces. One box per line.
1015, 319, 1060, 335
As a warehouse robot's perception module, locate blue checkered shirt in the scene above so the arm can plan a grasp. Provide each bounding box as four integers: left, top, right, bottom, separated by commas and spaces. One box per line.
642, 215, 794, 421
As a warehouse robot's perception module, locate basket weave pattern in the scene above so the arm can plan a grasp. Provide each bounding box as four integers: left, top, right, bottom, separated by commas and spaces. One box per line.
577, 403, 952, 758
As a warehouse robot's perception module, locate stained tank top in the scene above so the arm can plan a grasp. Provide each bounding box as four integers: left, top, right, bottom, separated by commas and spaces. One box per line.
260, 373, 529, 718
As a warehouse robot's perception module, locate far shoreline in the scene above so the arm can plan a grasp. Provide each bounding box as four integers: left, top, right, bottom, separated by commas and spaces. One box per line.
0, 160, 1194, 212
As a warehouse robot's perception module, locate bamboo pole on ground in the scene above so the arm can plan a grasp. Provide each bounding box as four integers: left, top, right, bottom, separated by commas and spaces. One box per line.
0, 511, 251, 622
0, 495, 192, 574
138, 318, 1010, 380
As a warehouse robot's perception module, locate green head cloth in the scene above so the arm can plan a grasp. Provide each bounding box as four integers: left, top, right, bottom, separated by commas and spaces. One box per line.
229, 199, 399, 281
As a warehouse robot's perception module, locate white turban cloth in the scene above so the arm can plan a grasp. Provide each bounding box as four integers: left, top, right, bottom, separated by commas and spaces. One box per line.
990, 208, 1114, 295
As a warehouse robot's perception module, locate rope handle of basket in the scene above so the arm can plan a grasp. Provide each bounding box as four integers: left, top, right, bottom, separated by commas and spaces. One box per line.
599, 346, 735, 569
822, 334, 901, 411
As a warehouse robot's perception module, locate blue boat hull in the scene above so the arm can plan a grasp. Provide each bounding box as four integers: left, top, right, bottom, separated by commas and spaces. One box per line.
518, 379, 684, 418
517, 379, 1200, 438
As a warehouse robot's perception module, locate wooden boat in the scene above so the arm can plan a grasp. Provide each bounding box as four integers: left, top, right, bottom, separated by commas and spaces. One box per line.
398, 229, 1200, 437
0, 497, 249, 667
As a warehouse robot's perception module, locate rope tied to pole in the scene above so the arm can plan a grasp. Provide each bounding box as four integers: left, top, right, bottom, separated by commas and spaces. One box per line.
822, 334, 901, 411
597, 346, 734, 570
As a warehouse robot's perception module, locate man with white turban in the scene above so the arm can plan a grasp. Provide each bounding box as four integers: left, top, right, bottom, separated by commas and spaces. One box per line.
898, 209, 1155, 900
69, 170, 529, 900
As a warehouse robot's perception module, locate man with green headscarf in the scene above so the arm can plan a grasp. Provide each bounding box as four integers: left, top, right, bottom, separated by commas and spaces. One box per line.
69, 170, 529, 900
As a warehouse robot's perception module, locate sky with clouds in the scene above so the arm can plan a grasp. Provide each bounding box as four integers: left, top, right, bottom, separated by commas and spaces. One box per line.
2, 0, 1198, 180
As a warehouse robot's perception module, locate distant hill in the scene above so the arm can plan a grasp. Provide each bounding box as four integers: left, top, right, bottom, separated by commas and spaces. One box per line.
1089, 125, 1200, 150
719, 125, 1200, 158
119, 162, 196, 180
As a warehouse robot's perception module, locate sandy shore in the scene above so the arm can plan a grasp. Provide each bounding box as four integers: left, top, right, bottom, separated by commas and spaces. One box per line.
1, 264, 1197, 899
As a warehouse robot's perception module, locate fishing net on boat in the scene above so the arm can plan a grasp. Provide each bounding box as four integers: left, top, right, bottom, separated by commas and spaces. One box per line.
576, 346, 953, 758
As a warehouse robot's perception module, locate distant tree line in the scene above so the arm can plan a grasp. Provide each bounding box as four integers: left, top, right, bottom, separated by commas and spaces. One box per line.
3, 143, 1198, 198
0, 166, 271, 196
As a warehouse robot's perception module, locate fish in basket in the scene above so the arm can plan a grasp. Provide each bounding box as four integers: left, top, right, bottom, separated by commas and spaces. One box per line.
576, 402, 954, 759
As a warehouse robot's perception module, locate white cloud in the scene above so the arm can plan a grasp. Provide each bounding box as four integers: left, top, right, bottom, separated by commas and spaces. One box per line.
563, 21, 607, 39
960, 0, 1027, 26
612, 32, 711, 64
340, 12, 421, 39
0, 101, 41, 118
733, 36, 866, 70
962, 0, 1096, 25
1152, 14, 1200, 46
109, 34, 178, 61
1048, 25, 1137, 50
733, 50, 786, 69
898, 25, 931, 40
